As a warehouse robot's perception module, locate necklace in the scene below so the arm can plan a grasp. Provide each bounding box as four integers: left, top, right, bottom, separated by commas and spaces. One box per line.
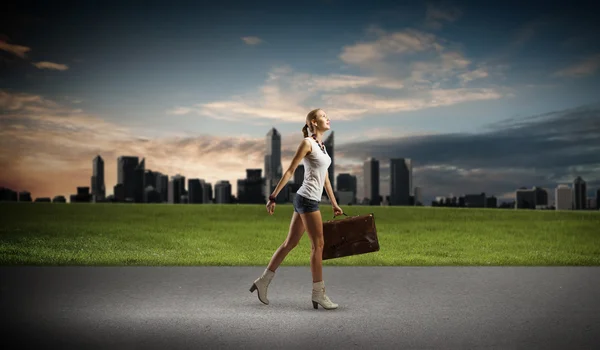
311, 134, 326, 154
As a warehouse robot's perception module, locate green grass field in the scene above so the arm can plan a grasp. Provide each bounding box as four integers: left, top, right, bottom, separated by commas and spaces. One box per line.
1, 202, 599, 266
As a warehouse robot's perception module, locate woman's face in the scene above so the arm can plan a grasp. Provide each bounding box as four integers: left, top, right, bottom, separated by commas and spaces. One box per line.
313, 110, 330, 131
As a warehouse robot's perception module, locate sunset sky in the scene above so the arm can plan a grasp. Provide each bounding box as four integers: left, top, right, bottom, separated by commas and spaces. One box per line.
1, 0, 599, 204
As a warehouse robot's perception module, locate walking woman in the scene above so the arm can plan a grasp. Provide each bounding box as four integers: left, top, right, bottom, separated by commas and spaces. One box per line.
249, 108, 343, 310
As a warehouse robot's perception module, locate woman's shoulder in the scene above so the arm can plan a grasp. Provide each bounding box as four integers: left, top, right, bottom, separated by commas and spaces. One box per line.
300, 137, 313, 153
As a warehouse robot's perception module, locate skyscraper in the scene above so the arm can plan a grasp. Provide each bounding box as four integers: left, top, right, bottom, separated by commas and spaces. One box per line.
134, 158, 145, 203
294, 164, 304, 185
91, 155, 105, 201
264, 128, 282, 198
117, 156, 139, 201
364, 158, 380, 205
188, 179, 203, 204
155, 172, 168, 202
414, 187, 423, 206
573, 176, 586, 210
215, 180, 232, 204
390, 158, 412, 206
555, 184, 572, 210
168, 174, 185, 204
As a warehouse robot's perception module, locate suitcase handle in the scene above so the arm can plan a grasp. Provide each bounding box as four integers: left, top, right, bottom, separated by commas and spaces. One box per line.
332, 212, 349, 219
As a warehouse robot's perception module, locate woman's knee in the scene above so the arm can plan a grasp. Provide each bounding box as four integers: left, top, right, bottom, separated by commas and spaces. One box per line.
310, 238, 324, 251
282, 240, 298, 251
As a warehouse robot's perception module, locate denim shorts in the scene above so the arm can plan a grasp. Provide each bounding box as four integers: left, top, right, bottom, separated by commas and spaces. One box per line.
293, 193, 319, 214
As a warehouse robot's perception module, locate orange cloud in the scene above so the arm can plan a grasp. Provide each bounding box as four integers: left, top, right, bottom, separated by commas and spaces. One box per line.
0, 91, 320, 200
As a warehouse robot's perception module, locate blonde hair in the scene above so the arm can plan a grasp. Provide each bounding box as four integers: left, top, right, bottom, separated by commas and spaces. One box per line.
302, 108, 321, 137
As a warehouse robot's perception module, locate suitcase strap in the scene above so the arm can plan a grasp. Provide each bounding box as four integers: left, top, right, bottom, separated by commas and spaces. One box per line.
332, 213, 349, 219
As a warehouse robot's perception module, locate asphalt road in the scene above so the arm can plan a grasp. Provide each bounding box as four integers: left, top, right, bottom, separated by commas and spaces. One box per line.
1, 266, 599, 349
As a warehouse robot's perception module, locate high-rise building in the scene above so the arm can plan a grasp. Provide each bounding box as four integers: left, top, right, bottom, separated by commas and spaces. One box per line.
534, 187, 548, 207
245, 169, 264, 203
555, 184, 573, 210
144, 170, 157, 191
215, 180, 232, 204
117, 156, 139, 202
516, 187, 535, 209
173, 173, 186, 196
133, 158, 145, 203
390, 158, 412, 206
264, 128, 282, 198
464, 193, 486, 207
573, 176, 586, 210
364, 158, 380, 205
188, 179, 204, 204
414, 187, 423, 206
294, 164, 304, 185
337, 173, 357, 196
91, 155, 105, 201
168, 175, 185, 204
203, 182, 212, 203
486, 195, 497, 208
155, 173, 168, 202
515, 186, 547, 209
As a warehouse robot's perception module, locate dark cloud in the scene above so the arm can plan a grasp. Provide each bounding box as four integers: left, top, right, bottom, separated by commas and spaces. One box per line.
337, 104, 600, 204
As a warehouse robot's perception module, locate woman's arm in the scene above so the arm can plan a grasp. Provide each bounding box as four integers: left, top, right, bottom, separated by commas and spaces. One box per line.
268, 139, 311, 200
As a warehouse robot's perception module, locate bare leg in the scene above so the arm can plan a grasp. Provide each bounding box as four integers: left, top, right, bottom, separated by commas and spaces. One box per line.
299, 210, 324, 282
299, 209, 338, 310
266, 211, 305, 272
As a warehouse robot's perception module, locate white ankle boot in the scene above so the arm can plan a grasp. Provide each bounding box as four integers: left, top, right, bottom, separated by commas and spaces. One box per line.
250, 269, 275, 305
312, 281, 338, 310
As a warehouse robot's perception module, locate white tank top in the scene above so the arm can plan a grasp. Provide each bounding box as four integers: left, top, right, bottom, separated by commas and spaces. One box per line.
296, 136, 332, 202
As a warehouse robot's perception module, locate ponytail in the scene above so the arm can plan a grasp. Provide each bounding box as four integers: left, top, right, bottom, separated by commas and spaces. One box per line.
302, 124, 309, 137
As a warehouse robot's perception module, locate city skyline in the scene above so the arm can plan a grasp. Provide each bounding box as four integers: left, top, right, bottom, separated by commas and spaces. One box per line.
1, 0, 599, 204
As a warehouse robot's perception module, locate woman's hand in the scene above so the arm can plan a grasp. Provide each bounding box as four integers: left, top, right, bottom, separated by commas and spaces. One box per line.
333, 204, 343, 217
266, 200, 276, 215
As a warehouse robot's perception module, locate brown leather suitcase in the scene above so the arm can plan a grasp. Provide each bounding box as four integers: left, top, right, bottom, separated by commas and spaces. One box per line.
321, 213, 380, 260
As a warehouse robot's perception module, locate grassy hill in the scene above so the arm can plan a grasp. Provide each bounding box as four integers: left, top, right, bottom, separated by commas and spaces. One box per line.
1, 202, 599, 266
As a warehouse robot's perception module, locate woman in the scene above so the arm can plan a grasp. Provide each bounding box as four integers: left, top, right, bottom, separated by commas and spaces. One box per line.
249, 108, 343, 310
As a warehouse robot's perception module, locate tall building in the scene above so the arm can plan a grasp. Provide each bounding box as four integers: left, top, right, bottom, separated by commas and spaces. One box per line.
515, 186, 548, 209
203, 182, 212, 203
414, 186, 423, 206
155, 172, 168, 202
516, 187, 535, 209
264, 128, 282, 198
534, 187, 548, 207
188, 179, 204, 204
390, 158, 412, 206
134, 158, 145, 203
168, 175, 185, 204
464, 193, 486, 207
144, 170, 157, 192
238, 169, 264, 203
174, 173, 186, 196
364, 158, 380, 205
337, 173, 357, 196
486, 196, 497, 208
555, 184, 573, 210
294, 164, 304, 185
215, 180, 232, 204
324, 131, 335, 194
117, 156, 139, 202
91, 155, 105, 201
573, 176, 586, 210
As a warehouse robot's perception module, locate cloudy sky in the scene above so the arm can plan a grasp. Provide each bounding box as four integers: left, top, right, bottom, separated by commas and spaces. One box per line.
1, 0, 599, 204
